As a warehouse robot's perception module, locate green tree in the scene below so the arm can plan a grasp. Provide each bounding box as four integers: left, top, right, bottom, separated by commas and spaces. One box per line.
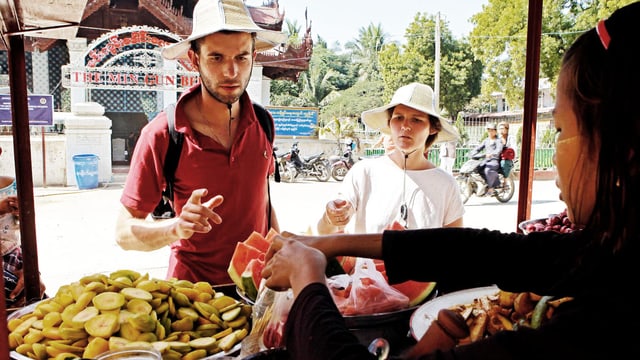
345, 23, 389, 81
319, 79, 385, 124
378, 13, 481, 119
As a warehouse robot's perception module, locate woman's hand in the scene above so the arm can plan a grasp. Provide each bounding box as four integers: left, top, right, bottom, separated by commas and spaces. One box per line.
262, 235, 327, 297
324, 199, 353, 227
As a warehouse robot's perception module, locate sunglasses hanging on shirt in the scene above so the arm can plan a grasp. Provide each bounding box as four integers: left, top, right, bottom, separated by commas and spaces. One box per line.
399, 149, 417, 229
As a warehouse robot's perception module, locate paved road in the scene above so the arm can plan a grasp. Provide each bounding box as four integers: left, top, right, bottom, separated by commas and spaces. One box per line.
31, 175, 564, 295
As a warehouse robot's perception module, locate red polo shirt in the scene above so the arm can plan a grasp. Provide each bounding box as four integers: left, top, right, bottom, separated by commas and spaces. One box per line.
121, 84, 274, 285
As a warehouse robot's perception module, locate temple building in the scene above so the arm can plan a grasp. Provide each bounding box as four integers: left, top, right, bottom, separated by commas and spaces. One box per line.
0, 0, 312, 164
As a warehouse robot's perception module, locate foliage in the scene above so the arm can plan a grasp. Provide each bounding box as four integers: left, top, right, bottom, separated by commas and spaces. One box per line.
319, 79, 385, 124
454, 112, 469, 145
468, 0, 634, 111
345, 23, 389, 81
378, 13, 482, 120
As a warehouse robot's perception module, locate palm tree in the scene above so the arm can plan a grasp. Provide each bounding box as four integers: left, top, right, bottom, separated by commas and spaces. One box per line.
345, 23, 388, 81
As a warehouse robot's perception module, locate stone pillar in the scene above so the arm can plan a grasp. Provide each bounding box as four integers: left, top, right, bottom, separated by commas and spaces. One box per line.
163, 59, 178, 107
31, 50, 50, 94
247, 64, 268, 105
64, 102, 113, 186
67, 38, 87, 106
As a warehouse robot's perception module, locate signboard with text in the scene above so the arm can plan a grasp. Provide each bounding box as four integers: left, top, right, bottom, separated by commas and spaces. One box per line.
0, 95, 54, 126
266, 106, 318, 137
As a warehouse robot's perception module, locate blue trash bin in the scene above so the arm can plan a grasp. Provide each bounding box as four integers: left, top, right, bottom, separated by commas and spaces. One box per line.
72, 154, 99, 189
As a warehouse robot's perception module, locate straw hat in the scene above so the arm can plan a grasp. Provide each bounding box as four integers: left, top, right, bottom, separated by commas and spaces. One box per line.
361, 83, 460, 143
162, 0, 288, 60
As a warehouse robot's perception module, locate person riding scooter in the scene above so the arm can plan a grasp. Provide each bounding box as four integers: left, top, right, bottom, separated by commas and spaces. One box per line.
469, 122, 503, 196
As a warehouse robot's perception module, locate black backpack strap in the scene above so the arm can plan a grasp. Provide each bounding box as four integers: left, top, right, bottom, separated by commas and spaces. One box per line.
253, 102, 280, 183
163, 103, 183, 203
252, 102, 278, 231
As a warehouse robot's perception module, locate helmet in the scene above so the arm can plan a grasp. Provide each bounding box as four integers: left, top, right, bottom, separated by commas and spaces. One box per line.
485, 122, 497, 130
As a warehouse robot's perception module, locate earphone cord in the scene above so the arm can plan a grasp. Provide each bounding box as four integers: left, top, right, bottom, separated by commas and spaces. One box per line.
400, 149, 417, 227
227, 103, 233, 137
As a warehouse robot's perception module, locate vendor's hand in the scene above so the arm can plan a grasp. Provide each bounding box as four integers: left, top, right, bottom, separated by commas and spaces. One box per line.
324, 199, 353, 227
174, 189, 223, 239
262, 235, 327, 296
0, 195, 18, 216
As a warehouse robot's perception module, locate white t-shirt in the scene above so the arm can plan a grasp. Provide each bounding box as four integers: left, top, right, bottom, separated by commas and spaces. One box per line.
338, 156, 465, 233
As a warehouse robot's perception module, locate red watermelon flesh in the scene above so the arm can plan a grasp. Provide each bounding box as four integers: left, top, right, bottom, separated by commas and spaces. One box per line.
338, 256, 357, 274
244, 231, 271, 253
391, 280, 436, 307
245, 257, 265, 291
265, 228, 279, 242
373, 259, 436, 307
228, 241, 264, 291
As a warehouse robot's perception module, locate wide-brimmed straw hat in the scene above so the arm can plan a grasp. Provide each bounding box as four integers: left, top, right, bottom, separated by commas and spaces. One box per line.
361, 83, 460, 143
162, 0, 288, 60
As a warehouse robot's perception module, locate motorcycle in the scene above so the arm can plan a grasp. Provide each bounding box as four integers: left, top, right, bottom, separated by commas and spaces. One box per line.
281, 142, 331, 182
456, 157, 516, 204
328, 147, 356, 181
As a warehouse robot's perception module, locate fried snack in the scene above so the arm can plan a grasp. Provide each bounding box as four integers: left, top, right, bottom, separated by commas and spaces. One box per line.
451, 290, 573, 345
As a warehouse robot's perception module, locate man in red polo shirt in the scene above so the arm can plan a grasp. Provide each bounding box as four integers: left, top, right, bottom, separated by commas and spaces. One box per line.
116, 0, 286, 285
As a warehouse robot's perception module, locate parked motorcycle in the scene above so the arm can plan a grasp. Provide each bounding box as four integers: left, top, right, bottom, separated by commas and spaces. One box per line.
328, 147, 356, 181
273, 147, 291, 173
281, 142, 331, 182
456, 157, 516, 204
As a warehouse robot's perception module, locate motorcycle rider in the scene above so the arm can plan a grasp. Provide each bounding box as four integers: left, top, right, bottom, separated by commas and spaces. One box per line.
470, 122, 503, 196
290, 141, 304, 170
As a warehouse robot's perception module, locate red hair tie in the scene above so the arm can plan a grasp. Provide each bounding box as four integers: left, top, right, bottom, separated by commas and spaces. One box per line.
596, 19, 611, 50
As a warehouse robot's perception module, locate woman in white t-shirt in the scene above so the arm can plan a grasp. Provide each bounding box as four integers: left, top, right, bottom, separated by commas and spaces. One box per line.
318, 83, 464, 234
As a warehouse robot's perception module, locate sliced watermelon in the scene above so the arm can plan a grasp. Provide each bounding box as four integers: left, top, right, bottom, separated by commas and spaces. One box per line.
227, 241, 264, 292
391, 280, 436, 307
338, 256, 357, 274
373, 259, 435, 307
244, 231, 270, 253
241, 258, 265, 301
265, 228, 279, 243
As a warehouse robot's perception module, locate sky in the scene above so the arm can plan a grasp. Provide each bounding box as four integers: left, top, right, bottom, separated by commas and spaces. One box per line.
272, 0, 489, 46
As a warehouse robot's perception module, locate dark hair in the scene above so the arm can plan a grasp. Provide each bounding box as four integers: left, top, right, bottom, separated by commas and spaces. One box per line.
560, 2, 640, 251
190, 31, 257, 54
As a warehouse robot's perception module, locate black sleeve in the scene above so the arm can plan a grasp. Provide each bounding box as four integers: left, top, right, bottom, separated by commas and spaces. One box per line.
285, 283, 375, 360
381, 227, 580, 295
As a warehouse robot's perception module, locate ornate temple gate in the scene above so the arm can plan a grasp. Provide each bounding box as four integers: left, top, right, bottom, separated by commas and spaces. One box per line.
61, 25, 199, 164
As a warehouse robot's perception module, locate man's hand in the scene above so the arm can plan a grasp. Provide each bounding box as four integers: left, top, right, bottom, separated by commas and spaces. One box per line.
174, 189, 224, 239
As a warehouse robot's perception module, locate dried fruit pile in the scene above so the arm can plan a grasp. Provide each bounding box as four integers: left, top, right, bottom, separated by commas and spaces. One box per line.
449, 290, 573, 344
523, 209, 576, 234
7, 269, 250, 359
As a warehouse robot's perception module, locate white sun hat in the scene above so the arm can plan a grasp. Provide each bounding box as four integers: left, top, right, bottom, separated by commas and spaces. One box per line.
361, 82, 460, 143
161, 0, 288, 60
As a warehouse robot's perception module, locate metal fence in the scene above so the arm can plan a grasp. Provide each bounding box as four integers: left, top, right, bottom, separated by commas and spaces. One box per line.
364, 147, 555, 171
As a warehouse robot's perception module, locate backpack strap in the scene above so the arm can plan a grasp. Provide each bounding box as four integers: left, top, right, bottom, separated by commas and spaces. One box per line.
252, 102, 278, 231
163, 103, 183, 203
253, 102, 280, 183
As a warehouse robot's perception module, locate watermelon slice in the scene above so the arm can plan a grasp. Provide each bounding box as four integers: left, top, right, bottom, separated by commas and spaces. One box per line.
241, 258, 265, 301
244, 231, 270, 253
265, 228, 279, 242
391, 280, 436, 307
373, 259, 436, 307
227, 241, 264, 292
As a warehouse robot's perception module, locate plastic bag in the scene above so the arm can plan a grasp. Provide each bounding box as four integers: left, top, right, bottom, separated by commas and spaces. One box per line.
329, 257, 409, 316
262, 289, 294, 349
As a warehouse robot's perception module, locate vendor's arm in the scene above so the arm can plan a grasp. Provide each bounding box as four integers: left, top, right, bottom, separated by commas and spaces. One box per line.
115, 189, 223, 251
382, 227, 580, 295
